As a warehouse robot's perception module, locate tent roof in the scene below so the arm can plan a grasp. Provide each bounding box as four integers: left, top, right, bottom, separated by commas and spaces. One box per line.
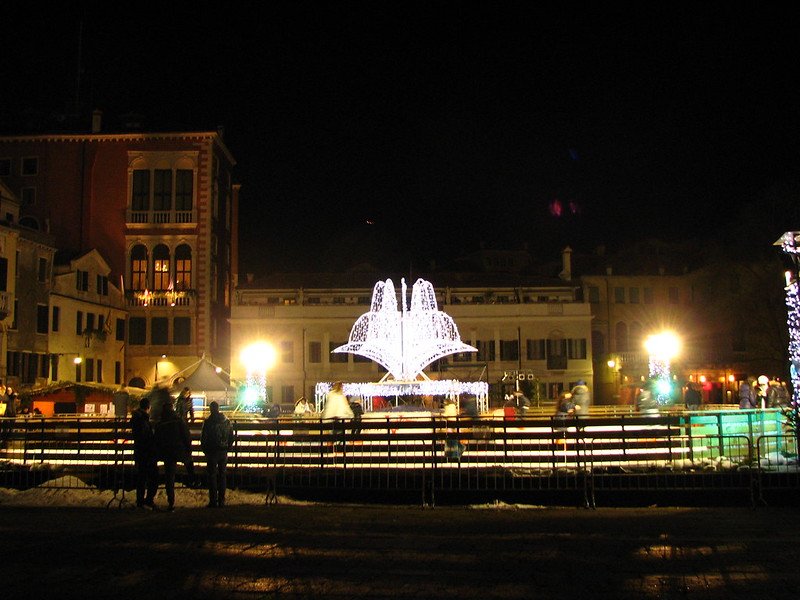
171, 358, 236, 393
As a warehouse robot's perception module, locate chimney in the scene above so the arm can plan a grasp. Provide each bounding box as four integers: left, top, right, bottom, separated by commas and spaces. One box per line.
559, 246, 572, 280
91, 109, 102, 133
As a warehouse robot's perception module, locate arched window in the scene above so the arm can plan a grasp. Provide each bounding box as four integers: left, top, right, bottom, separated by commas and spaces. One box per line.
153, 244, 171, 290
615, 322, 629, 352
630, 321, 643, 353
128, 376, 146, 389
130, 245, 148, 290
175, 244, 192, 289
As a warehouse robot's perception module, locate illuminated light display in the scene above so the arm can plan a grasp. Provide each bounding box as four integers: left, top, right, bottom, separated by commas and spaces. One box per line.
333, 278, 477, 381
645, 331, 680, 405
322, 278, 488, 412
779, 232, 800, 407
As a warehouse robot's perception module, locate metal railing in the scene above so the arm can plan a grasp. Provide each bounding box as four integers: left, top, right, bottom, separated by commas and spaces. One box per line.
0, 412, 796, 507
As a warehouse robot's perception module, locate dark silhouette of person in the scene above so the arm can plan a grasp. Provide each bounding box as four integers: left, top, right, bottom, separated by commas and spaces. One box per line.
175, 386, 194, 423
684, 382, 702, 410
154, 389, 191, 511
200, 401, 234, 508
129, 397, 158, 508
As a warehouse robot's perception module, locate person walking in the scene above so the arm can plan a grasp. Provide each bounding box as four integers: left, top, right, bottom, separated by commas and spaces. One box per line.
200, 401, 234, 508
153, 389, 191, 511
129, 397, 157, 509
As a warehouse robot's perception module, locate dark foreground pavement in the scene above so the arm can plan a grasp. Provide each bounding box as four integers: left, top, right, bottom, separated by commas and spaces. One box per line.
2, 503, 800, 599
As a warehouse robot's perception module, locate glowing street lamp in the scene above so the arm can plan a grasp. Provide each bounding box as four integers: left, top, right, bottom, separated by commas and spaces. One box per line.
240, 342, 277, 411
644, 331, 681, 404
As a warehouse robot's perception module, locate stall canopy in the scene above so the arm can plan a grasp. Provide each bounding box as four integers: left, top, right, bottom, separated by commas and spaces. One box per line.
170, 357, 237, 400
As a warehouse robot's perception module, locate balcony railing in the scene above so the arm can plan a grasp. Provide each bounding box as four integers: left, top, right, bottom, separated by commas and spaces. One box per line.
125, 289, 195, 307
127, 209, 195, 224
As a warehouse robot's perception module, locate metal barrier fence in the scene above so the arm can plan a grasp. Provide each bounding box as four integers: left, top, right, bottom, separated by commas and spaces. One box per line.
0, 412, 797, 507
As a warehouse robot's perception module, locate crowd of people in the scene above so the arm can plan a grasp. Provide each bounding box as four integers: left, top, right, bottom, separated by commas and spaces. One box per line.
129, 386, 233, 511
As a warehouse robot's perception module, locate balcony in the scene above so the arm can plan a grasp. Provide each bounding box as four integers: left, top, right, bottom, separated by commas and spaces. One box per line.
127, 209, 195, 225
125, 289, 195, 307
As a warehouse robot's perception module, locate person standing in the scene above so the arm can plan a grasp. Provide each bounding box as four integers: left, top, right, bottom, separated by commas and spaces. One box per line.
129, 397, 157, 508
154, 389, 191, 511
684, 382, 702, 410
175, 387, 194, 423
738, 379, 758, 409
571, 380, 591, 416
1, 385, 17, 445
200, 401, 234, 508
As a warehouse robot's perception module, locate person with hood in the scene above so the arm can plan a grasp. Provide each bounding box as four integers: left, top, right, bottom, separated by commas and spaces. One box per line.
738, 379, 758, 409
200, 401, 234, 508
153, 388, 192, 511
571, 380, 591, 415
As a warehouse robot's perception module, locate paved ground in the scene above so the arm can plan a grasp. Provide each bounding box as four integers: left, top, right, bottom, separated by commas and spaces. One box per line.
2, 500, 800, 599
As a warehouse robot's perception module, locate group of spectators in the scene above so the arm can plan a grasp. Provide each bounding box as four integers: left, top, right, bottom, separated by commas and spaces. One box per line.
738, 376, 791, 410
129, 386, 234, 511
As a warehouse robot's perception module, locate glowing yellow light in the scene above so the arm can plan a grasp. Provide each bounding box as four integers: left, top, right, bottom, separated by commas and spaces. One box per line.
73, 357, 82, 365
728, 374, 735, 382
607, 359, 616, 369
241, 342, 277, 373
644, 331, 681, 360
699, 375, 706, 383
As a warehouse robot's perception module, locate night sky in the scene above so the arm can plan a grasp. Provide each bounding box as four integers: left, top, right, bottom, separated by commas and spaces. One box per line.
2, 3, 799, 275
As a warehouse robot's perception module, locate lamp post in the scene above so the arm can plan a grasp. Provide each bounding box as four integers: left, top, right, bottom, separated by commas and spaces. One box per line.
240, 342, 277, 412
644, 331, 681, 405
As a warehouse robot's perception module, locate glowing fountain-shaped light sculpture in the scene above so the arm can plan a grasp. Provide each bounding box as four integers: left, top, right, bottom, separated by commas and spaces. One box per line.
316, 278, 487, 411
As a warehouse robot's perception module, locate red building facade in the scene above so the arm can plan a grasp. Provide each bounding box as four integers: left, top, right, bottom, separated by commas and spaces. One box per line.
0, 129, 238, 387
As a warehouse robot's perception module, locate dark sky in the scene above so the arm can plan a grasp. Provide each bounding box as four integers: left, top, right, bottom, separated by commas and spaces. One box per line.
3, 3, 800, 274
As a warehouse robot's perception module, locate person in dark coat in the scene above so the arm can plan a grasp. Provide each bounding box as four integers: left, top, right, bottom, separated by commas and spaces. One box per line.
738, 380, 757, 409
684, 382, 702, 411
200, 401, 234, 508
154, 389, 192, 511
129, 397, 157, 508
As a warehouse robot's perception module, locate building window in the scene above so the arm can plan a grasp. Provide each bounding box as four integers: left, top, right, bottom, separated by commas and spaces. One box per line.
629, 287, 639, 304
175, 169, 193, 211
0, 257, 7, 291
329, 342, 348, 363
36, 304, 48, 334
175, 244, 192, 289
153, 244, 170, 290
129, 317, 146, 345
115, 361, 121, 385
308, 341, 322, 363
38, 257, 48, 282
644, 287, 654, 304
567, 338, 587, 359
614, 287, 625, 303
75, 361, 82, 383
52, 306, 60, 332
173, 317, 191, 345
116, 318, 126, 341
21, 156, 38, 176
588, 286, 600, 303
281, 385, 295, 404
153, 169, 172, 211
132, 170, 150, 211
280, 341, 293, 363
615, 322, 629, 352
86, 312, 95, 332
668, 287, 679, 304
96, 274, 108, 295
21, 187, 36, 206
0, 158, 10, 176
11, 299, 17, 329
526, 339, 546, 360
97, 359, 103, 383
85, 358, 95, 382
130, 245, 148, 290
51, 354, 59, 381
76, 311, 84, 335
76, 269, 89, 291
500, 340, 519, 361
151, 317, 168, 345
476, 340, 495, 362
